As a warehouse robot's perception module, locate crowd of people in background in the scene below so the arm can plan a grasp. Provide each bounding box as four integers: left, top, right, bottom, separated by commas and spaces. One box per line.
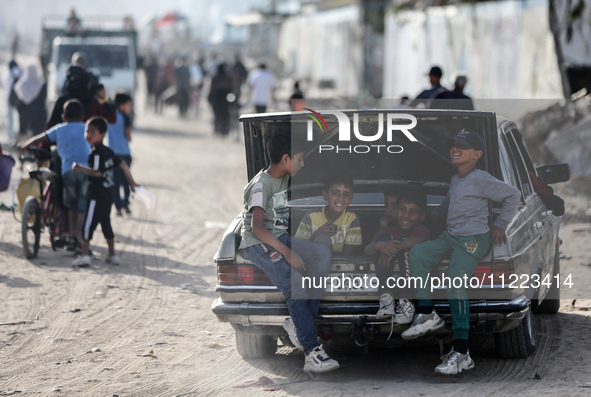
4, 50, 473, 146
138, 46, 475, 137
142, 50, 281, 138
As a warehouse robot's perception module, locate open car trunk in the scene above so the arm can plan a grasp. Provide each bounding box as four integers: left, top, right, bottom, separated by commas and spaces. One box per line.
216, 110, 517, 302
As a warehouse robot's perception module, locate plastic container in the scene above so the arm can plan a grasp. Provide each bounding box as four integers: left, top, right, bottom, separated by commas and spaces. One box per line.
0, 154, 15, 192
133, 186, 155, 210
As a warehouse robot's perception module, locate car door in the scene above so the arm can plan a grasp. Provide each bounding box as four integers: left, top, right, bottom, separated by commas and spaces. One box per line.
501, 123, 552, 293
508, 126, 558, 297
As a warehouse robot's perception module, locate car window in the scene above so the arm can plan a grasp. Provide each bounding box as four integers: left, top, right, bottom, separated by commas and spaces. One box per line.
291, 115, 482, 198
290, 193, 446, 207
56, 44, 131, 69
511, 128, 537, 174
498, 144, 519, 191
503, 130, 533, 199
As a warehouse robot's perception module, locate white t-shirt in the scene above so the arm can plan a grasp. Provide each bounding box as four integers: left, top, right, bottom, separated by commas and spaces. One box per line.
247, 69, 275, 105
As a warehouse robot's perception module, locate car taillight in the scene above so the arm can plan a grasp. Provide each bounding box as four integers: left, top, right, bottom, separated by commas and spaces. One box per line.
217, 264, 273, 286
473, 263, 515, 285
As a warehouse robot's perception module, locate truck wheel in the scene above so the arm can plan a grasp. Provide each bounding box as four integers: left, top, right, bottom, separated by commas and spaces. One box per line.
532, 245, 560, 314
235, 329, 277, 359
495, 307, 536, 358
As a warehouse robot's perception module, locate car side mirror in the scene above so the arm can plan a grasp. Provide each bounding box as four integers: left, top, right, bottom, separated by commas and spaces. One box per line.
536, 163, 570, 184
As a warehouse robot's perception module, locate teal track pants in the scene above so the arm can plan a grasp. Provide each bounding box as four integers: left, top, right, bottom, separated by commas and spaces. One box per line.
409, 231, 490, 340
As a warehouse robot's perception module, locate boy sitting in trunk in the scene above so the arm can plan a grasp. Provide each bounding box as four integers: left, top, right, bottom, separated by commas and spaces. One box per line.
404, 129, 520, 375
238, 131, 339, 374
365, 191, 430, 324
295, 176, 362, 255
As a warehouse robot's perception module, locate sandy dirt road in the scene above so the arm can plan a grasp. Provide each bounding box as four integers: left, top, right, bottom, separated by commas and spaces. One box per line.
1, 105, 591, 397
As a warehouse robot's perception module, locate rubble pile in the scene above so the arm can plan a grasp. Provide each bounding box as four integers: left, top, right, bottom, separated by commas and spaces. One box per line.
519, 93, 591, 178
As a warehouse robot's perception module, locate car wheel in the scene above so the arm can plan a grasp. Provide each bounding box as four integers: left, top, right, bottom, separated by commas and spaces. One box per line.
235, 329, 277, 359
495, 307, 536, 358
532, 243, 560, 314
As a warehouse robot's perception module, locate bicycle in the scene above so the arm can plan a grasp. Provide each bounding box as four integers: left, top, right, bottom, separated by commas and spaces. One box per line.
20, 147, 68, 259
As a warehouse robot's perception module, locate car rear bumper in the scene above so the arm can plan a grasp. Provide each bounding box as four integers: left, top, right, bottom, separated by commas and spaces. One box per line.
211, 294, 530, 334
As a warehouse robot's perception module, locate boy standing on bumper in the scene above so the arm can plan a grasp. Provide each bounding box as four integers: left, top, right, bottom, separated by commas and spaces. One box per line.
72, 117, 138, 267
404, 129, 520, 375
238, 131, 339, 374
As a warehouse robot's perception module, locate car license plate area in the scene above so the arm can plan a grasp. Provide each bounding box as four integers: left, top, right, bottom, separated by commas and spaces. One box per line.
324, 273, 379, 294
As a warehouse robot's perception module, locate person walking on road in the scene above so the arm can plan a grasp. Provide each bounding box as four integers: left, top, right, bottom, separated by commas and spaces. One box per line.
247, 63, 275, 113
409, 65, 448, 109
174, 56, 191, 118
288, 81, 305, 111
14, 64, 47, 137
208, 63, 234, 137
4, 60, 22, 143
432, 73, 474, 110
72, 116, 139, 268
107, 92, 134, 216
18, 100, 91, 253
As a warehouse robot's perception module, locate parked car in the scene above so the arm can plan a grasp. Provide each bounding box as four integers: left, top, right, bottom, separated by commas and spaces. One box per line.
211, 109, 570, 360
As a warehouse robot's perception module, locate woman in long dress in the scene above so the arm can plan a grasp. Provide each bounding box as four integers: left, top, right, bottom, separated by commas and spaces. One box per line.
14, 64, 47, 136
208, 63, 234, 137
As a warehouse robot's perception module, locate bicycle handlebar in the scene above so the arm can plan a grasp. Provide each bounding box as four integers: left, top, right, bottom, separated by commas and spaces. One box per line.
29, 167, 58, 182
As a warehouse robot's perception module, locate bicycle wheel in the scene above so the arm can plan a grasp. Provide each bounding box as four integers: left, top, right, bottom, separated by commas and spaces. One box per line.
22, 196, 42, 259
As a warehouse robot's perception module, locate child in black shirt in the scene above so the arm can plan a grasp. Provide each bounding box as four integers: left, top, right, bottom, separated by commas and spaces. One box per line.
71, 116, 138, 267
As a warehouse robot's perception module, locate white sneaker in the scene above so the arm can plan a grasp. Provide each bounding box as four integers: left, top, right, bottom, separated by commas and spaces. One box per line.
435, 348, 475, 375
401, 310, 445, 340
72, 255, 91, 267
107, 255, 121, 266
303, 345, 339, 374
282, 318, 303, 351
394, 298, 415, 324
376, 293, 395, 320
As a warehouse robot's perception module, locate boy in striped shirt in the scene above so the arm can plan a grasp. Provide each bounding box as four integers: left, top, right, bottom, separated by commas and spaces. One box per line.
295, 176, 362, 256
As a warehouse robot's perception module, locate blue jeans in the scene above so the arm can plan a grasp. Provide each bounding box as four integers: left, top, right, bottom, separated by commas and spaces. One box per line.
113, 155, 132, 210
62, 170, 89, 213
240, 235, 332, 354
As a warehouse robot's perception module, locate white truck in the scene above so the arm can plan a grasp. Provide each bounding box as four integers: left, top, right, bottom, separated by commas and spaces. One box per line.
40, 16, 138, 102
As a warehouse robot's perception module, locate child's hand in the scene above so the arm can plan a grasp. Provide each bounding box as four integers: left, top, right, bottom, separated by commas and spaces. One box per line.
378, 254, 393, 268
285, 250, 306, 273
376, 241, 399, 256
16, 142, 28, 151
71, 162, 79, 171
130, 183, 139, 193
318, 222, 337, 237
491, 226, 507, 246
